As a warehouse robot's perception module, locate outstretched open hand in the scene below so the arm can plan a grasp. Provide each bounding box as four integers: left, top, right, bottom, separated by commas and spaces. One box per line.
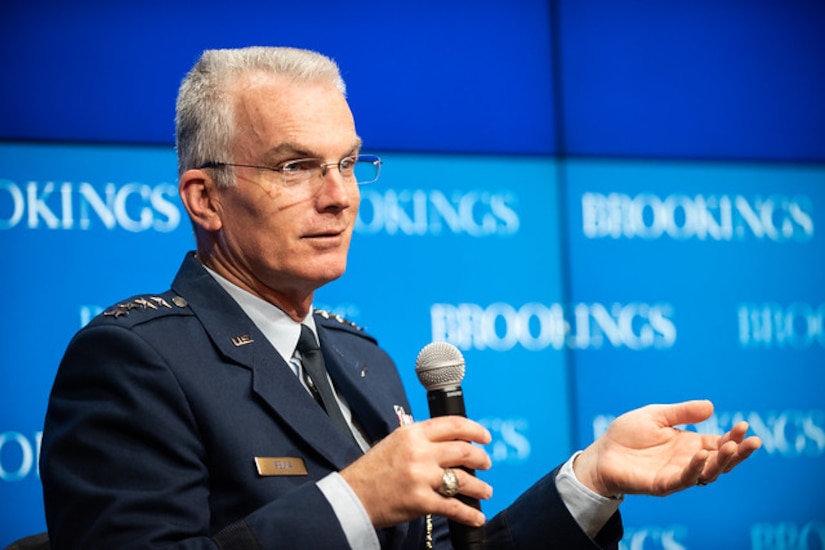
574, 400, 762, 498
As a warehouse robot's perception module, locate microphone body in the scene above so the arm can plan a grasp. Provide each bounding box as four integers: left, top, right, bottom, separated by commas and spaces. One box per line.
416, 342, 486, 550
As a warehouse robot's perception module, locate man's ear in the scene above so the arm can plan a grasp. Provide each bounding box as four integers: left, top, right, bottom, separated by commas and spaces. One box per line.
179, 169, 222, 232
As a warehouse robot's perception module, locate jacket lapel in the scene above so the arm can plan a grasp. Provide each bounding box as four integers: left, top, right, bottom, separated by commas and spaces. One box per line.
170, 254, 362, 470
316, 321, 404, 446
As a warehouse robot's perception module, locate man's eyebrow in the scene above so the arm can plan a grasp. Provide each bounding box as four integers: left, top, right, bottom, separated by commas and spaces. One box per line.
262, 139, 364, 162
261, 142, 315, 161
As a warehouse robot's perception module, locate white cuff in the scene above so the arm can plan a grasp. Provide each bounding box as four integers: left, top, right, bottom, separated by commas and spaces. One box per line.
317, 472, 380, 550
555, 451, 623, 538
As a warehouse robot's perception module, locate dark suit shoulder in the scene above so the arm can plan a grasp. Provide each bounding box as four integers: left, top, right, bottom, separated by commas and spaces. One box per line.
313, 309, 377, 345
92, 290, 194, 328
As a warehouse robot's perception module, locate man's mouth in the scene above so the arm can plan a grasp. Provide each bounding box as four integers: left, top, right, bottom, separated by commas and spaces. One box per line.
302, 227, 347, 243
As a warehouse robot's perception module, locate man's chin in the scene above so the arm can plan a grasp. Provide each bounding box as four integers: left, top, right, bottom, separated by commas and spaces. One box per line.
306, 261, 348, 288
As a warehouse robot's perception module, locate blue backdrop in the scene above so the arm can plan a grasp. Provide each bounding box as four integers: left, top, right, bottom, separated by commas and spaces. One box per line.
1, 1, 824, 548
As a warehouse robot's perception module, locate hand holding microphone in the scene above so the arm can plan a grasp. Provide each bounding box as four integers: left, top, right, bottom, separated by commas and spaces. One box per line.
416, 342, 488, 550
339, 342, 491, 543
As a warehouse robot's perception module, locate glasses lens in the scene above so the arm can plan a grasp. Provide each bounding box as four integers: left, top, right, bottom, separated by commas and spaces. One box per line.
354, 155, 381, 184
280, 159, 319, 187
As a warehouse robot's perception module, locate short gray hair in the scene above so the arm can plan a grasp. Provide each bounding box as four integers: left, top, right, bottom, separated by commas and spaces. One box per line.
175, 46, 347, 187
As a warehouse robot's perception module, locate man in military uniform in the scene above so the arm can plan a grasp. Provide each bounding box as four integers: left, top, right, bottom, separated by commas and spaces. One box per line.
40, 46, 761, 549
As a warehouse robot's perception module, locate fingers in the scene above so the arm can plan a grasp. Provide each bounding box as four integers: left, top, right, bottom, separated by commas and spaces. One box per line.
664, 439, 736, 493
435, 492, 487, 527
655, 399, 715, 428
695, 440, 736, 485
432, 439, 492, 473
421, 416, 493, 446
429, 467, 491, 527
670, 448, 709, 494
432, 467, 492, 501
697, 423, 763, 483
721, 430, 762, 474
404, 418, 493, 471
717, 420, 748, 446
709, 421, 762, 475
418, 417, 494, 474
341, 416, 493, 528
725, 436, 762, 472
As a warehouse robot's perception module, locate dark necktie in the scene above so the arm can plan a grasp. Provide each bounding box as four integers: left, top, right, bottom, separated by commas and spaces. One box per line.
296, 325, 358, 444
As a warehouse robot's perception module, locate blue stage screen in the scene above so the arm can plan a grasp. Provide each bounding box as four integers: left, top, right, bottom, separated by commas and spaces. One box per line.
0, 0, 556, 154
559, 1, 825, 162
564, 158, 825, 549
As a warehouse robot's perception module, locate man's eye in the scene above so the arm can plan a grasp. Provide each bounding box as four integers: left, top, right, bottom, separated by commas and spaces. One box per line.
280, 160, 315, 173
339, 157, 357, 171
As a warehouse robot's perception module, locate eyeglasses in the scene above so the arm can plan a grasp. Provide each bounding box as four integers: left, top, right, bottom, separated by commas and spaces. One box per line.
199, 154, 382, 191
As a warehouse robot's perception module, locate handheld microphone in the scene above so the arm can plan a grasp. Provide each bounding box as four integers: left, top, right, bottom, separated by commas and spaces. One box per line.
416, 342, 486, 550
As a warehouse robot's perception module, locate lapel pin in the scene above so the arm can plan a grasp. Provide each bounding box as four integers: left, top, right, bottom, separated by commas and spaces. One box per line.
231, 334, 254, 347
394, 405, 414, 426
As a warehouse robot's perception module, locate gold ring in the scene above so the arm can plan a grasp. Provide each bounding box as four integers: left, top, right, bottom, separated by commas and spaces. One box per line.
438, 468, 460, 497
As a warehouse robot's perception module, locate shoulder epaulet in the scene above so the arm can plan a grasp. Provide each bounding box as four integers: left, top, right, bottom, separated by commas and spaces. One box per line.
100, 292, 191, 324
313, 309, 380, 345
313, 309, 366, 331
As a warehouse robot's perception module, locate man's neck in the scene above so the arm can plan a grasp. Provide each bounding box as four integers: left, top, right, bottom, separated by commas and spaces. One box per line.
196, 253, 314, 321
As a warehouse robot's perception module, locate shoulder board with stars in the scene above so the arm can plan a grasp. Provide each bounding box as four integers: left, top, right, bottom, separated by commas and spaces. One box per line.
103, 294, 190, 319
313, 308, 377, 345
313, 309, 365, 331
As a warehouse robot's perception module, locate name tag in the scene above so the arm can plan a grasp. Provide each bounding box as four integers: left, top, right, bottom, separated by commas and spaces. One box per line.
254, 457, 308, 477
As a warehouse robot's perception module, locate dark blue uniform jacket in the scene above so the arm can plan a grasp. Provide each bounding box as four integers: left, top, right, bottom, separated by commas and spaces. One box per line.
41, 253, 621, 549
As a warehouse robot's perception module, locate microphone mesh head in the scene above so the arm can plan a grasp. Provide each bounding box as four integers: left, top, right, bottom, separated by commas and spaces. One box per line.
415, 342, 465, 391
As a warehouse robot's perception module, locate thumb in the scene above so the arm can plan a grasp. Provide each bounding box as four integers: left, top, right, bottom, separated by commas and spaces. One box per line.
654, 400, 714, 428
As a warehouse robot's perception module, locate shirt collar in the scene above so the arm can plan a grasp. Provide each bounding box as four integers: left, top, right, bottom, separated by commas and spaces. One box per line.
203, 266, 317, 364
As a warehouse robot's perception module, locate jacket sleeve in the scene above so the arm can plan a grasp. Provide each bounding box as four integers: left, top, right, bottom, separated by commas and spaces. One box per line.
425, 466, 621, 550
482, 466, 623, 550
40, 323, 352, 549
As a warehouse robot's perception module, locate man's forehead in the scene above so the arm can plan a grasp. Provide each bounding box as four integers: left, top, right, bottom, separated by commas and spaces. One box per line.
228, 75, 358, 160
